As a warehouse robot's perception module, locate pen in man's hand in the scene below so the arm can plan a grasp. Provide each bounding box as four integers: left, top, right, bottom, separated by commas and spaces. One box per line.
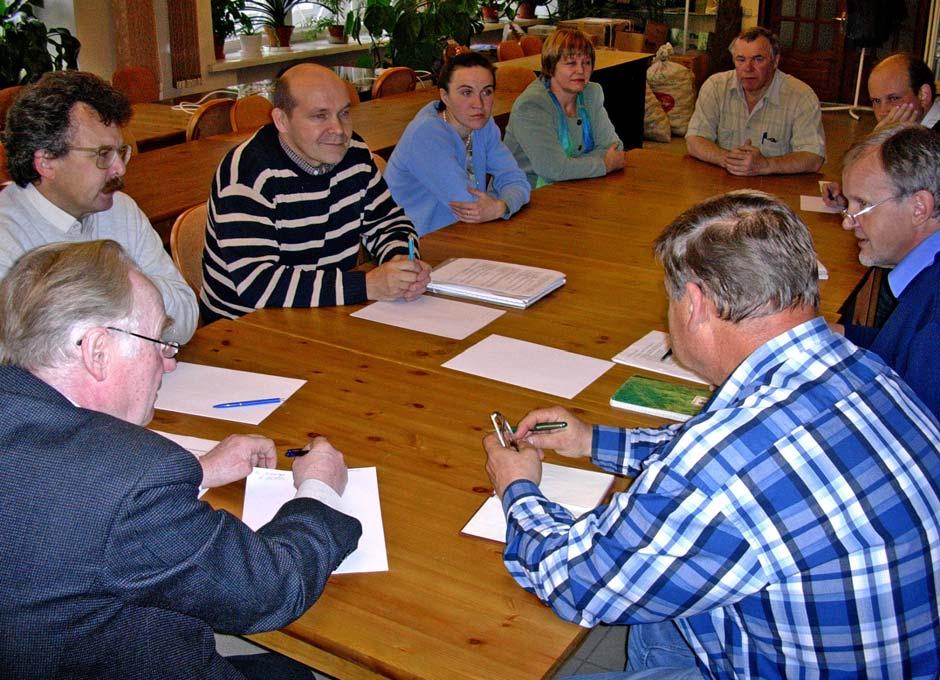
408, 235, 415, 261
661, 349, 673, 361
530, 421, 568, 433
285, 447, 308, 457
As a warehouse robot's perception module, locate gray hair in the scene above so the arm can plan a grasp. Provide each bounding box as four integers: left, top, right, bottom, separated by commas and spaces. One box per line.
843, 123, 940, 219
654, 190, 819, 322
0, 240, 136, 371
731, 26, 780, 59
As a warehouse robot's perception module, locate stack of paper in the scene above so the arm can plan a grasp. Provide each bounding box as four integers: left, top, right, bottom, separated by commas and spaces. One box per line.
611, 331, 709, 384
462, 462, 615, 542
427, 258, 565, 309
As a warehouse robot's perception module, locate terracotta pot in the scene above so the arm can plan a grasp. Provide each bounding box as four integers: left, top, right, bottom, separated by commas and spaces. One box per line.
481, 4, 500, 22
213, 33, 226, 60
265, 25, 294, 47
327, 24, 348, 44
516, 1, 535, 19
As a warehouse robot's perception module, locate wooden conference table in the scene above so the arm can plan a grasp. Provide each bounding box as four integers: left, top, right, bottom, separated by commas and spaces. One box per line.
124, 88, 519, 237
126, 103, 192, 151
495, 50, 652, 151
150, 147, 865, 679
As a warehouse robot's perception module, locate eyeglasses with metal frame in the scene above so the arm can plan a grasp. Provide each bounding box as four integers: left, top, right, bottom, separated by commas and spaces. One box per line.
66, 143, 133, 170
841, 194, 901, 226
76, 326, 180, 359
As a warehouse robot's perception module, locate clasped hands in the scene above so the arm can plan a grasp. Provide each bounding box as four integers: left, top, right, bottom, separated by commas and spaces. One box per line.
722, 139, 769, 176
366, 254, 431, 301
449, 188, 507, 224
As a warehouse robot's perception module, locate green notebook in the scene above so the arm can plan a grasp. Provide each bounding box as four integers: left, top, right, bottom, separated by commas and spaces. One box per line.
610, 375, 712, 422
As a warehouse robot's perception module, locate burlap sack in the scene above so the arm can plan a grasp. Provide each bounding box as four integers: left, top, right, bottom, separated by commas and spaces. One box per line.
646, 43, 696, 136
643, 83, 671, 142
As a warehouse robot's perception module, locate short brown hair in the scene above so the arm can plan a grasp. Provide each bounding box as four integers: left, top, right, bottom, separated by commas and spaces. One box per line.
541, 28, 595, 79
731, 26, 780, 59
0, 240, 136, 371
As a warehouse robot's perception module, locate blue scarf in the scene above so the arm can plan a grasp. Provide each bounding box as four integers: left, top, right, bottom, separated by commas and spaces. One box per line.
537, 78, 594, 188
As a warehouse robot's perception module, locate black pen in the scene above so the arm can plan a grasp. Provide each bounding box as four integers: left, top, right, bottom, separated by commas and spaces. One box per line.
285, 447, 307, 457
661, 349, 673, 361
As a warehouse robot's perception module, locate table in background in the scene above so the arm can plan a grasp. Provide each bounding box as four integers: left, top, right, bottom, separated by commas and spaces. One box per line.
494, 50, 652, 150
127, 103, 192, 152
153, 148, 865, 679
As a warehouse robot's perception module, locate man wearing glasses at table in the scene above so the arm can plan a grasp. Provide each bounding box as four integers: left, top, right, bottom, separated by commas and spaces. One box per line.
836, 123, 940, 419
0, 70, 197, 344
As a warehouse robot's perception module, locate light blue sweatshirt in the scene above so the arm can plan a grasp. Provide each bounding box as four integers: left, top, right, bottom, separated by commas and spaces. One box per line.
385, 101, 530, 236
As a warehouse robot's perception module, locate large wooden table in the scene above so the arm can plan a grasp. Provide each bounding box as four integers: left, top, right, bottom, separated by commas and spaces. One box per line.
151, 146, 865, 679
127, 103, 192, 151
495, 50, 652, 151
124, 88, 519, 238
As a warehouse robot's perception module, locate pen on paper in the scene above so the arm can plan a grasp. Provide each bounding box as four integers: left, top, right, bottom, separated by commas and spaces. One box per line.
661, 349, 673, 361
285, 433, 324, 457
212, 397, 282, 409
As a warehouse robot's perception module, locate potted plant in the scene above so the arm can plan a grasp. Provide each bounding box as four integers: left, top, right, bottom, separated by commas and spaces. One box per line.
244, 0, 306, 47
345, 0, 481, 74
313, 0, 348, 44
480, 2, 504, 23
508, 0, 549, 20
211, 0, 252, 60
0, 0, 80, 88
239, 23, 264, 57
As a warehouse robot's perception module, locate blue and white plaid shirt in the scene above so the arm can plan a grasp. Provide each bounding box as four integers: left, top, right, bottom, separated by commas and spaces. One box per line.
502, 318, 940, 678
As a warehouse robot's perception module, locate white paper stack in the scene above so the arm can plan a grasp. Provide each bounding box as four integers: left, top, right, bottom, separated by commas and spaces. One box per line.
427, 258, 565, 309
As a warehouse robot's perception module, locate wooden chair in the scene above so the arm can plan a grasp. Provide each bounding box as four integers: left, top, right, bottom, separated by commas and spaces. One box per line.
497, 40, 525, 61
186, 98, 235, 141
112, 66, 160, 104
371, 67, 418, 99
0, 85, 23, 131
495, 65, 537, 92
372, 154, 387, 174
229, 95, 273, 132
121, 126, 139, 156
519, 35, 542, 56
0, 142, 10, 184
615, 31, 646, 53
344, 80, 361, 107
169, 202, 208, 299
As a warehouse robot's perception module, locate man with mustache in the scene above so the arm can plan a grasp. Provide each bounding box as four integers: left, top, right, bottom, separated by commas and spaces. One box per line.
201, 64, 430, 322
685, 27, 825, 176
0, 71, 197, 344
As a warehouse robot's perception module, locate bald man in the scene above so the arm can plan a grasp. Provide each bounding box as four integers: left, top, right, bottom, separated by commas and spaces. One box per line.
201, 64, 431, 323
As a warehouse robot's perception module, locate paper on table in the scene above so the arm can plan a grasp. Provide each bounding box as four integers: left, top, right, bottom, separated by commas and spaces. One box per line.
151, 430, 218, 498
442, 335, 614, 399
154, 362, 305, 425
611, 330, 709, 384
351, 295, 504, 340
242, 467, 388, 574
462, 462, 614, 543
428, 258, 565, 308
800, 195, 841, 214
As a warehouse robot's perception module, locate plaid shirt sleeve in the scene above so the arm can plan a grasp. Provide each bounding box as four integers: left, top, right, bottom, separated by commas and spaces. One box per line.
501, 425, 766, 628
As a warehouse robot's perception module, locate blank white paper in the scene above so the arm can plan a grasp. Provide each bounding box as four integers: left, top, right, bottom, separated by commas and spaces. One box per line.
242, 467, 388, 574
154, 362, 305, 425
800, 195, 841, 214
442, 335, 614, 399
351, 295, 504, 339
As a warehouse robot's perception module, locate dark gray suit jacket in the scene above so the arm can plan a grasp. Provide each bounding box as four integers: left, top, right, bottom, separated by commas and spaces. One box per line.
0, 365, 361, 679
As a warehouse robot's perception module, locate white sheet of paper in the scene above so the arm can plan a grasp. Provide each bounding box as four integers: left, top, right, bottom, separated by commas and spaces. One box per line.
242, 467, 388, 574
151, 430, 217, 497
154, 362, 305, 425
801, 195, 841, 214
351, 296, 504, 340
442, 335, 614, 399
611, 330, 709, 384
462, 462, 614, 542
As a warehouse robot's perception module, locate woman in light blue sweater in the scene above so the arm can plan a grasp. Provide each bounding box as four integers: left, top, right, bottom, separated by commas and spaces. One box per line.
385, 52, 530, 236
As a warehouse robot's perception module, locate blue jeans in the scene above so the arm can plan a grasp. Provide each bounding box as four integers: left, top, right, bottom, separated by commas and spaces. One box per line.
560, 620, 701, 680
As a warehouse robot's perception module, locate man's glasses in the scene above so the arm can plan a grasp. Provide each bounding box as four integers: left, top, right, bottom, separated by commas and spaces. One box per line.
841, 194, 900, 226
67, 144, 133, 170
76, 326, 180, 359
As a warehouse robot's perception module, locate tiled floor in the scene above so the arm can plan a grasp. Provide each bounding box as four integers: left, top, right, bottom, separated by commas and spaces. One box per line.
216, 624, 627, 679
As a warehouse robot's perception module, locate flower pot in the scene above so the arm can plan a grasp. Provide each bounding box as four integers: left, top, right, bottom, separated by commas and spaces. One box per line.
481, 4, 500, 22
516, 0, 536, 19
269, 25, 294, 47
239, 33, 263, 58
213, 33, 226, 60
327, 24, 348, 44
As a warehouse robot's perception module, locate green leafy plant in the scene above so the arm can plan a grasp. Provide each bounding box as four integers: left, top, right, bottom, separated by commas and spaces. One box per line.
345, 0, 482, 74
244, 0, 306, 28
211, 0, 252, 38
0, 0, 80, 88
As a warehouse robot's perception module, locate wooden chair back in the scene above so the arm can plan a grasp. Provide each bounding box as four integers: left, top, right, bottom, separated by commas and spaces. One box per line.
519, 35, 542, 56
169, 202, 208, 299
497, 40, 525, 61
495, 65, 537, 92
371, 67, 418, 99
229, 95, 273, 132
615, 31, 646, 53
186, 98, 235, 141
0, 142, 10, 184
121, 126, 139, 156
0, 85, 24, 131
372, 154, 387, 173
112, 66, 160, 104
344, 80, 361, 106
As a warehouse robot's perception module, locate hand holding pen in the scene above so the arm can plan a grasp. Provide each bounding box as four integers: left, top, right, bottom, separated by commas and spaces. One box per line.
514, 406, 593, 459
285, 436, 349, 495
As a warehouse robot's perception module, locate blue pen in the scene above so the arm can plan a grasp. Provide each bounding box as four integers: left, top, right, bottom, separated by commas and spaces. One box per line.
212, 397, 282, 409
408, 235, 415, 261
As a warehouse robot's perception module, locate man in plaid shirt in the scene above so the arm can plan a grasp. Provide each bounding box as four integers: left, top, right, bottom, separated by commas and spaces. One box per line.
483, 190, 940, 679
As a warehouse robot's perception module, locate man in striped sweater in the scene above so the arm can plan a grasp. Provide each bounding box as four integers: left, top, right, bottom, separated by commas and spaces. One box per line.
201, 64, 430, 323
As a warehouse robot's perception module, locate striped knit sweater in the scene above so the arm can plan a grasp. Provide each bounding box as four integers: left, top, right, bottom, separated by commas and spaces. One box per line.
201, 124, 416, 322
